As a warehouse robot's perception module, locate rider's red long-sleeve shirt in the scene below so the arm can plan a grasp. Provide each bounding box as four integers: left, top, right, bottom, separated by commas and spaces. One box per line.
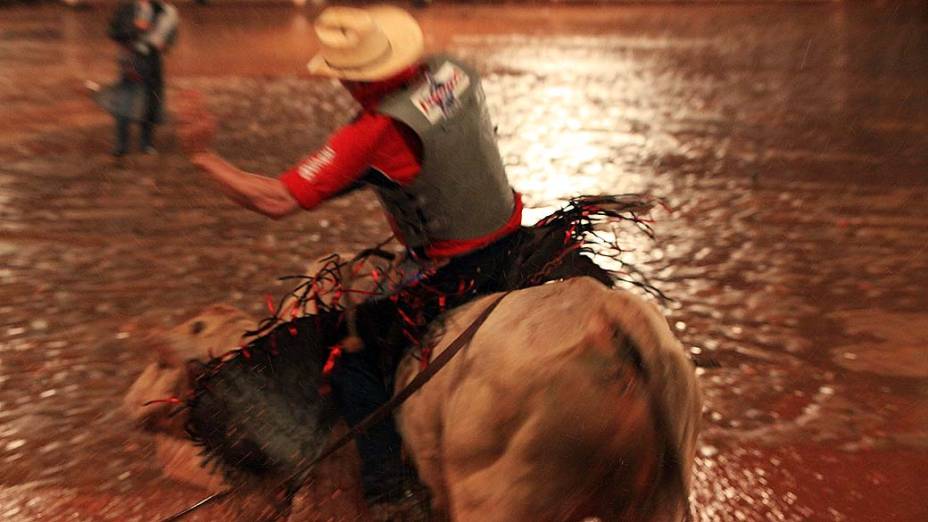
278, 68, 522, 259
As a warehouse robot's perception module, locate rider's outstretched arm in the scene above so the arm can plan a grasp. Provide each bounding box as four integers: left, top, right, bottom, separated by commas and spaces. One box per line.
176, 90, 419, 220
176, 91, 299, 219
191, 151, 300, 219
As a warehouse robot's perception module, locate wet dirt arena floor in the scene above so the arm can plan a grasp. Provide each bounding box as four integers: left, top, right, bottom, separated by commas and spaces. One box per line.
1, 1, 927, 521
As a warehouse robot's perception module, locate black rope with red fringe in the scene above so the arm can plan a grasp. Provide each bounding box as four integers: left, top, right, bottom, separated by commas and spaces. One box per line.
148, 193, 668, 438
530, 194, 669, 300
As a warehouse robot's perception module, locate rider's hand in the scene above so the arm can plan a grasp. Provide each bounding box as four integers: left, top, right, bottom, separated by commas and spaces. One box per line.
175, 90, 216, 156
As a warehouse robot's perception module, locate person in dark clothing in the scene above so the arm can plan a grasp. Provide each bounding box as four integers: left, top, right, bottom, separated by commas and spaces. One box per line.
106, 0, 177, 156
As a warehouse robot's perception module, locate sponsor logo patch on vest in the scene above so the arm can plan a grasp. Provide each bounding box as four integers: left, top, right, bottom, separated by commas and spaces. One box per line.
412, 62, 470, 124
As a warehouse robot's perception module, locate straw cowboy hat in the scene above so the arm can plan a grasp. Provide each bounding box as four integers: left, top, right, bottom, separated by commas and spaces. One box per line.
307, 5, 424, 81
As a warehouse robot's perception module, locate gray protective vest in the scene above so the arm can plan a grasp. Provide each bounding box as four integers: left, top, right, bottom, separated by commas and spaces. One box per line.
372, 55, 514, 251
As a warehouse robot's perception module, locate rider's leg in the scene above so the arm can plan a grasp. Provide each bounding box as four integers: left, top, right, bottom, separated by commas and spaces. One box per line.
140, 52, 162, 151
328, 344, 408, 501
328, 296, 411, 502
113, 116, 129, 156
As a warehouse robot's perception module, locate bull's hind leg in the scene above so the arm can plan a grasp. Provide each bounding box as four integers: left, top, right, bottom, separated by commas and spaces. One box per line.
439, 301, 665, 519
397, 395, 451, 518
442, 379, 663, 522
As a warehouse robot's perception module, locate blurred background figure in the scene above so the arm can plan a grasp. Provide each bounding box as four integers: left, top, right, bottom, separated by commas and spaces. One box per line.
101, 0, 178, 157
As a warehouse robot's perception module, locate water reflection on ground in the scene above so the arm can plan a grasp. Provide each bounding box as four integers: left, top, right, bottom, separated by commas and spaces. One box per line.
0, 2, 926, 521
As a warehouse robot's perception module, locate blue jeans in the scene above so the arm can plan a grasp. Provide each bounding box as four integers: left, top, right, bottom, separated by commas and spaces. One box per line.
328, 345, 407, 500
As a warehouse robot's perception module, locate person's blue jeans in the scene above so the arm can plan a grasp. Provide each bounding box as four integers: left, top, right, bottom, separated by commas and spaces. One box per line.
328, 345, 407, 501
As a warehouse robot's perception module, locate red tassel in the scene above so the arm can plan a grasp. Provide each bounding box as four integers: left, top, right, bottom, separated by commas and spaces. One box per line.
419, 346, 433, 371
397, 307, 416, 327
322, 345, 343, 376
265, 294, 276, 315
401, 328, 419, 347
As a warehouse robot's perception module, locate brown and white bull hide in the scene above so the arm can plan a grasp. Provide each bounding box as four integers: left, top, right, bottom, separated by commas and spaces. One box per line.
395, 277, 702, 522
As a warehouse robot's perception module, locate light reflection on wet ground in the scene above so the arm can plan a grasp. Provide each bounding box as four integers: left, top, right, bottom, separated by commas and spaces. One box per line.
1, 3, 927, 521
